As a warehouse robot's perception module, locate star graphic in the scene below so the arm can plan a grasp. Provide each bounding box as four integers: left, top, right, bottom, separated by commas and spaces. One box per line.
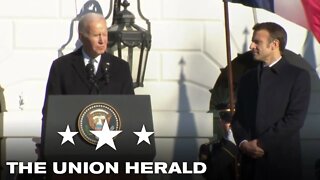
58, 125, 78, 145
90, 122, 122, 150
134, 125, 154, 145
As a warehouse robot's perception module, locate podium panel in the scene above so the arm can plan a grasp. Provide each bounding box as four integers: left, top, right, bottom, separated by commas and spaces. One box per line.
43, 95, 155, 163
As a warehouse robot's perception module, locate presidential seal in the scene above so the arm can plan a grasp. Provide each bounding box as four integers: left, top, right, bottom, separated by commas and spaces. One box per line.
77, 102, 121, 145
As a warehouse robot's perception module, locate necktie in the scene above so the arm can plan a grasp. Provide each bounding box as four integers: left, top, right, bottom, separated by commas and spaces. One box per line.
86, 58, 95, 81
86, 59, 99, 94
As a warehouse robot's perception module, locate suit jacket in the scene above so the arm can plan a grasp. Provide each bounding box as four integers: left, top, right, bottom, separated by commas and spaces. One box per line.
232, 58, 311, 180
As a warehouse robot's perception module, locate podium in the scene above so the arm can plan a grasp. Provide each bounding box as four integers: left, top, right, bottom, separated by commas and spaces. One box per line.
43, 95, 156, 163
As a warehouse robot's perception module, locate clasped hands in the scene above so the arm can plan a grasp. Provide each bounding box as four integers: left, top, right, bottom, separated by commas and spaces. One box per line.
239, 139, 264, 159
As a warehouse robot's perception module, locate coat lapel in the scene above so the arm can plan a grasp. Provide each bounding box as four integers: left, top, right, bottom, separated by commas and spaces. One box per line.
96, 52, 110, 81
71, 48, 92, 89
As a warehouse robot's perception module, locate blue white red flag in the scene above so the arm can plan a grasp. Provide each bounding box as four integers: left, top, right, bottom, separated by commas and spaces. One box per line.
228, 0, 320, 43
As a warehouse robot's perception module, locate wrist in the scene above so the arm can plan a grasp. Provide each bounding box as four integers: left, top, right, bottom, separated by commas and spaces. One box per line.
239, 140, 248, 153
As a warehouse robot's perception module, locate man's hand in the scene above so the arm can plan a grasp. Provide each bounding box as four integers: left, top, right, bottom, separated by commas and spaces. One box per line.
239, 139, 264, 159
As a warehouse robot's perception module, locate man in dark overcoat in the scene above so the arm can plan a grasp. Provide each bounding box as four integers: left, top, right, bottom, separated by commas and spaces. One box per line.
231, 22, 311, 180
40, 12, 134, 154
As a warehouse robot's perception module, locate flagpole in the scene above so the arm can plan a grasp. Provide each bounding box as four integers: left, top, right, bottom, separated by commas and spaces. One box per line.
222, 2, 239, 178
252, 8, 258, 24
223, 0, 235, 115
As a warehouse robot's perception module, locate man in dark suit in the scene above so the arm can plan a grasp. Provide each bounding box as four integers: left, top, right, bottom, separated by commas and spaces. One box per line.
232, 22, 311, 180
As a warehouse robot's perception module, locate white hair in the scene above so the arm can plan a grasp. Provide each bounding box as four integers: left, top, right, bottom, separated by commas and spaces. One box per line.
78, 12, 105, 36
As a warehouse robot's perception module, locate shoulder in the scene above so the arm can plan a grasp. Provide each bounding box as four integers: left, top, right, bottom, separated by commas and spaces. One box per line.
104, 53, 129, 66
103, 53, 131, 73
238, 66, 258, 85
279, 59, 310, 80
52, 48, 82, 65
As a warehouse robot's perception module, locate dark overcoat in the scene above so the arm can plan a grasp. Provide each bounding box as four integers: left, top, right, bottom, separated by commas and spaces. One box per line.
232, 58, 311, 180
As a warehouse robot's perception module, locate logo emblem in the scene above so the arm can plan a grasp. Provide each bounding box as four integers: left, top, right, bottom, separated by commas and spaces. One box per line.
77, 102, 121, 145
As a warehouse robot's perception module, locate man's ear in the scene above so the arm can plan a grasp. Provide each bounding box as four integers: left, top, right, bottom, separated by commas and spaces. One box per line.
272, 39, 280, 50
79, 33, 83, 42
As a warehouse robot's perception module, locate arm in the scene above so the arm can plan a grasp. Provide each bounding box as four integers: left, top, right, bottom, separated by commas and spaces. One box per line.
121, 61, 135, 95
232, 75, 264, 158
42, 61, 63, 119
40, 61, 62, 157
231, 78, 250, 145
233, 109, 264, 158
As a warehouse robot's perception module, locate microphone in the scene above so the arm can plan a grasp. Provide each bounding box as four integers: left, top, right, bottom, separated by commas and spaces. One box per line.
102, 61, 110, 84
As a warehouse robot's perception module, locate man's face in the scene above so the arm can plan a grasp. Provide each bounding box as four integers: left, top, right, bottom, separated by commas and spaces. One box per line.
80, 19, 108, 58
249, 29, 275, 62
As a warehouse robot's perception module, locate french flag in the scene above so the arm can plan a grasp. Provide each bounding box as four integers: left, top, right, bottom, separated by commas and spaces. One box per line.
228, 0, 320, 43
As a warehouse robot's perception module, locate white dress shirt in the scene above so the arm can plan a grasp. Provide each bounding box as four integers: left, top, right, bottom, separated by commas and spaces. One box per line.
82, 50, 101, 74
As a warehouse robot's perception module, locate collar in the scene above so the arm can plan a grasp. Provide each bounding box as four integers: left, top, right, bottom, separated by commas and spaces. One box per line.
82, 49, 101, 65
268, 56, 287, 74
264, 56, 282, 67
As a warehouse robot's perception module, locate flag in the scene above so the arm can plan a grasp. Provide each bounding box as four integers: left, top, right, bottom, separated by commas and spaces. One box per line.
228, 0, 320, 43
